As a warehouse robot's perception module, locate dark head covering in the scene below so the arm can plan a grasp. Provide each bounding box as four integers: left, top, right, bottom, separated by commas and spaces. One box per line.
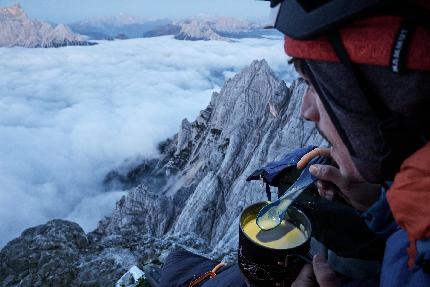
302, 60, 430, 183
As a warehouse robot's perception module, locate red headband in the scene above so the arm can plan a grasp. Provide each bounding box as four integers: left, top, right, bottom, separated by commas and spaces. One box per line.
284, 16, 430, 71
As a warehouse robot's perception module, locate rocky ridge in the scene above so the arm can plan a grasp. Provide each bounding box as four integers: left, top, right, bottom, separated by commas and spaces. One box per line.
69, 16, 171, 40
144, 17, 265, 41
0, 4, 93, 48
0, 60, 324, 286
175, 19, 229, 41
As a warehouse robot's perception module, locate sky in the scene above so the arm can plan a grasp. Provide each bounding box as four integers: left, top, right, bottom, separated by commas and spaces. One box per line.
0, 0, 269, 23
0, 36, 294, 247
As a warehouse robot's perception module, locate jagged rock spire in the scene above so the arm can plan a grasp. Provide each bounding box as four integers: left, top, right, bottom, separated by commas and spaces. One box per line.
175, 119, 192, 155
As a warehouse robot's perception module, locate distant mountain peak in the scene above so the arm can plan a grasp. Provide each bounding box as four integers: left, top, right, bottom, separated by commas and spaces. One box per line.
88, 14, 141, 26
144, 16, 267, 42
0, 4, 93, 48
68, 17, 172, 40
116, 13, 140, 25
0, 3, 24, 17
176, 19, 229, 41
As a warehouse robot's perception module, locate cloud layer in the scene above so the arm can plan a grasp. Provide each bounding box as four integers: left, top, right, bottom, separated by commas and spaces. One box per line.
0, 36, 295, 247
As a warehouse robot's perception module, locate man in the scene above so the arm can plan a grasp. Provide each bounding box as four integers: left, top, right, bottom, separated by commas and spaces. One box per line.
271, 0, 430, 286
158, 1, 430, 286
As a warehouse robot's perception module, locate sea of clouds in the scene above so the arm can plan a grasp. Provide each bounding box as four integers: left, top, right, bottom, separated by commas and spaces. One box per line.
0, 35, 296, 247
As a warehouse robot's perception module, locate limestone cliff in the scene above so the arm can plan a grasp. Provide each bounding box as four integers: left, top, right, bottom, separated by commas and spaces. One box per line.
0, 60, 323, 286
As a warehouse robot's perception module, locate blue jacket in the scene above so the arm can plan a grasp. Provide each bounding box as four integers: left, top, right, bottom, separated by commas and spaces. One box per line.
364, 185, 430, 286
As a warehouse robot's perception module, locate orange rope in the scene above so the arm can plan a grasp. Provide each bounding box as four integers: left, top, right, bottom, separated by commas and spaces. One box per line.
211, 262, 226, 275
188, 262, 226, 287
296, 147, 331, 169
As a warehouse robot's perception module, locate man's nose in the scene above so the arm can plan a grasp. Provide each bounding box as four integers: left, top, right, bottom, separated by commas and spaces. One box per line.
300, 86, 320, 122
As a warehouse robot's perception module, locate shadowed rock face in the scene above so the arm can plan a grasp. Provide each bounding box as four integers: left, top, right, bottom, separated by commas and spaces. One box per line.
0, 60, 323, 286
0, 220, 87, 286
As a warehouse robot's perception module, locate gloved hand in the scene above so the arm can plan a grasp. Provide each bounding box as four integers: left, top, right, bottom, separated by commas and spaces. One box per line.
246, 145, 316, 186
292, 254, 340, 287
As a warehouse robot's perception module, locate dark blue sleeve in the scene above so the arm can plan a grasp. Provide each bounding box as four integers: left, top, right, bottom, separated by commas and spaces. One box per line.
381, 229, 430, 287
361, 183, 397, 239
416, 238, 430, 271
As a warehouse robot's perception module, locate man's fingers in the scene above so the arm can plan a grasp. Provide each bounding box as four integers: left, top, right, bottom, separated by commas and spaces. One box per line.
317, 148, 331, 157
309, 164, 345, 188
313, 254, 340, 287
291, 264, 315, 287
297, 148, 331, 169
316, 180, 335, 201
316, 180, 330, 191
292, 254, 340, 287
297, 149, 319, 169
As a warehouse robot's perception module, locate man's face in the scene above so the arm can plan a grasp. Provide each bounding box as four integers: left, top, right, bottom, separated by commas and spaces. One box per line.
299, 79, 364, 181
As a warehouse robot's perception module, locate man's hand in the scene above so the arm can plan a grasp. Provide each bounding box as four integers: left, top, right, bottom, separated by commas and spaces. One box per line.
309, 163, 379, 211
297, 148, 379, 211
292, 254, 340, 287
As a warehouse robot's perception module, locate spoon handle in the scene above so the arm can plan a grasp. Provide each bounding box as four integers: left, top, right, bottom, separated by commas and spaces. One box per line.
277, 156, 330, 218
